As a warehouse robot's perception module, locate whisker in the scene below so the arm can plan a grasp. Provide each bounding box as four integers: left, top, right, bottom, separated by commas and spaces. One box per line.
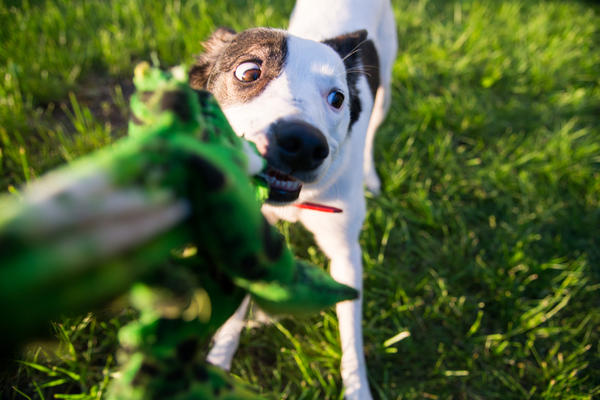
347, 70, 371, 77
345, 65, 378, 78
341, 39, 371, 63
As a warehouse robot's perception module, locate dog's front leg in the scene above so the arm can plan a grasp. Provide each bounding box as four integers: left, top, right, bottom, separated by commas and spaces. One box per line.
333, 242, 372, 400
206, 295, 251, 370
301, 210, 373, 400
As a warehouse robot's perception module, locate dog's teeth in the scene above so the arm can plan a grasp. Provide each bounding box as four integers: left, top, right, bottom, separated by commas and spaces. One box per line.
263, 167, 301, 193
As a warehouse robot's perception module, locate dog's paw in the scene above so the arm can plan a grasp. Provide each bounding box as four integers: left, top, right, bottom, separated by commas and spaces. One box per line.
206, 351, 233, 371
341, 364, 373, 400
364, 169, 381, 196
343, 385, 374, 400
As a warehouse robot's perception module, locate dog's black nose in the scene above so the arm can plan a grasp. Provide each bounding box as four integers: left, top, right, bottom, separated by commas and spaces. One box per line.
271, 120, 329, 171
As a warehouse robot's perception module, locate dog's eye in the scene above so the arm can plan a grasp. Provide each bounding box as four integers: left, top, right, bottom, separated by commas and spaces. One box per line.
327, 90, 345, 109
235, 62, 261, 82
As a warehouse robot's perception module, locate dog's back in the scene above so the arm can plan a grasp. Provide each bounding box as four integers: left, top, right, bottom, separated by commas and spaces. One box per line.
289, 0, 396, 84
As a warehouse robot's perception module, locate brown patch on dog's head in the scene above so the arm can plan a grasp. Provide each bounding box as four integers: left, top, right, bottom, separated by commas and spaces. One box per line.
189, 27, 288, 106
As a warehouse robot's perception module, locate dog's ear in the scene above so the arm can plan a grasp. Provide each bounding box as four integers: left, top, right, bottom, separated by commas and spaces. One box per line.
189, 27, 237, 90
322, 29, 368, 61
323, 30, 380, 128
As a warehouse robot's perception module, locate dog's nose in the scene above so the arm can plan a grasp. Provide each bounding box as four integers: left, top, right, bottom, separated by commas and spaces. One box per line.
272, 120, 329, 171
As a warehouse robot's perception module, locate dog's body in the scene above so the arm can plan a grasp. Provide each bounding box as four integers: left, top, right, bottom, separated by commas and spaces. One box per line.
189, 1, 396, 398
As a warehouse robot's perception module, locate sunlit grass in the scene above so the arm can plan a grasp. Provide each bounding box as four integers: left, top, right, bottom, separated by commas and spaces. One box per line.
1, 0, 599, 399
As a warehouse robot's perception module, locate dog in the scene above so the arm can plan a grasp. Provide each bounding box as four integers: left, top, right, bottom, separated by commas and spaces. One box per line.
189, 0, 397, 398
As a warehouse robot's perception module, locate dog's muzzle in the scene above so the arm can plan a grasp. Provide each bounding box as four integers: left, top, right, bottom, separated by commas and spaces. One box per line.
259, 120, 329, 203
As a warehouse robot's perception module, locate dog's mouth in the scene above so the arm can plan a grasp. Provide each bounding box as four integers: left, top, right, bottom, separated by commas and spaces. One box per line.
259, 166, 302, 203
257, 165, 343, 213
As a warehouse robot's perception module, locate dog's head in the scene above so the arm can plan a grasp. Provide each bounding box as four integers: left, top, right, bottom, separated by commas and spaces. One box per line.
189, 27, 378, 204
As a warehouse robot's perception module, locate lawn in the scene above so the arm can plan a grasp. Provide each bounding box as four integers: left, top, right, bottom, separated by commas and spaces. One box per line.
1, 0, 599, 399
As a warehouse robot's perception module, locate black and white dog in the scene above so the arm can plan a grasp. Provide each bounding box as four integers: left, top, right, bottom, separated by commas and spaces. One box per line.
189, 1, 397, 398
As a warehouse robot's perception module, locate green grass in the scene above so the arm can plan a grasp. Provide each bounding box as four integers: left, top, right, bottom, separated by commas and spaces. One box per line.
1, 0, 599, 399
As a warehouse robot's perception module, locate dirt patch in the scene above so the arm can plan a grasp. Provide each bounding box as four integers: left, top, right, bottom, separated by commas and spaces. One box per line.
78, 74, 135, 131
52, 74, 135, 138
